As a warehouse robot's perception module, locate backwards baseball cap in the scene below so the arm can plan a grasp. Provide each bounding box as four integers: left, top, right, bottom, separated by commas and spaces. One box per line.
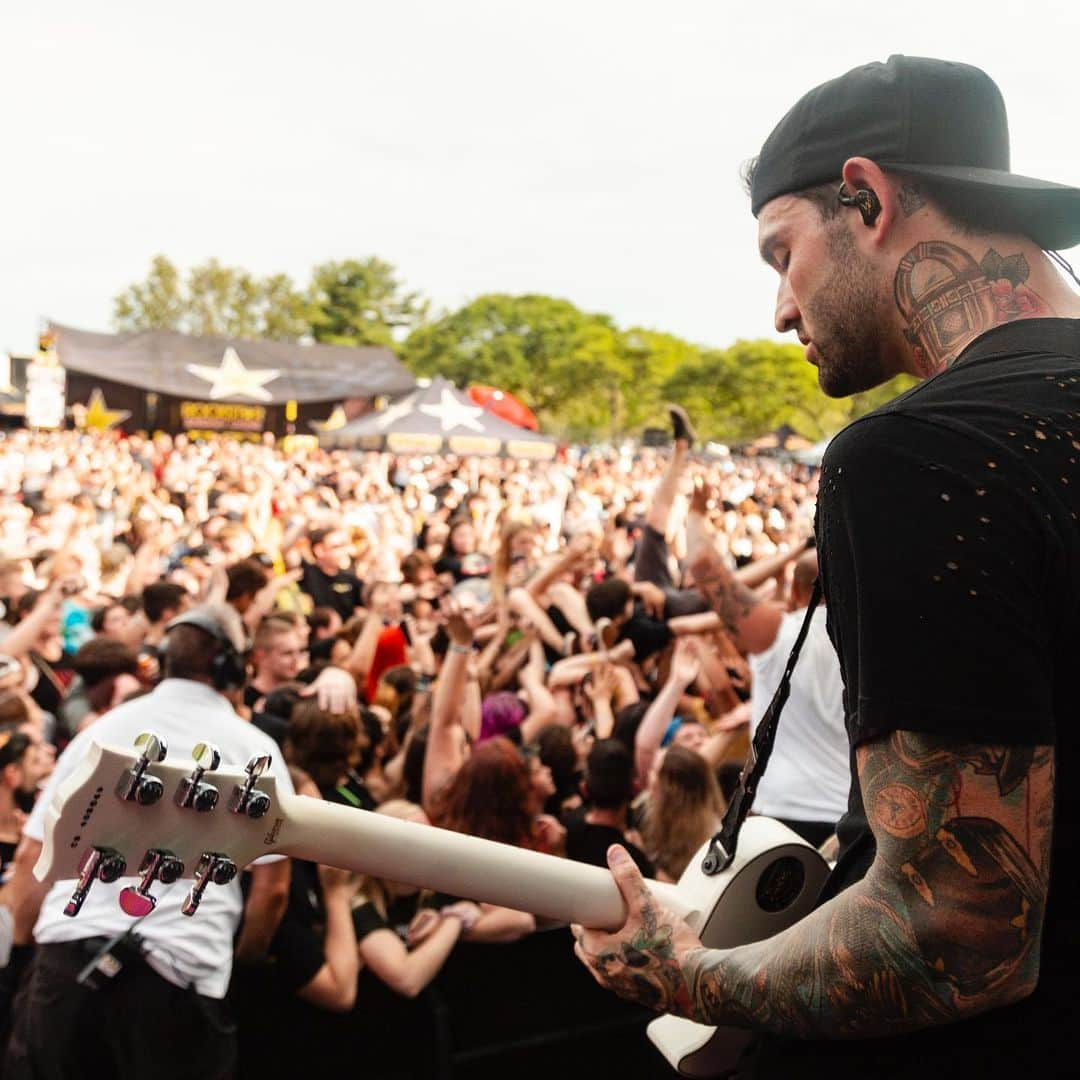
750, 55, 1080, 250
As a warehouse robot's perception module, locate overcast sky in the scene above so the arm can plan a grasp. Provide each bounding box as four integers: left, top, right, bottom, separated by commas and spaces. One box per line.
3, 0, 1078, 358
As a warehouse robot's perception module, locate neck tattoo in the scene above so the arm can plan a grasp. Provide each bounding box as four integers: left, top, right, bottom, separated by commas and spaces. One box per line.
894, 240, 1052, 375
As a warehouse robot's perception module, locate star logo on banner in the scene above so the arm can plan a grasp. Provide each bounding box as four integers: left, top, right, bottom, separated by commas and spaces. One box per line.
76, 387, 131, 432
186, 347, 281, 402
374, 395, 419, 430
312, 405, 347, 433
419, 388, 486, 432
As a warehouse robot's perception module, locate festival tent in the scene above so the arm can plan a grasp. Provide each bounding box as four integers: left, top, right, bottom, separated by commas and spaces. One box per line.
749, 424, 815, 453
317, 377, 557, 459
50, 323, 416, 437
467, 385, 539, 431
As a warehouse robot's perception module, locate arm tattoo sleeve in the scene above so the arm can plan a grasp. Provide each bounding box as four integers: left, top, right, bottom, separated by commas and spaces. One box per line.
688, 547, 761, 642
681, 730, 1053, 1038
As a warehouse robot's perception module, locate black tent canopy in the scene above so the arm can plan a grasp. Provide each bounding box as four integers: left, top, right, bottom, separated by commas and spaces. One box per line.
318, 377, 557, 459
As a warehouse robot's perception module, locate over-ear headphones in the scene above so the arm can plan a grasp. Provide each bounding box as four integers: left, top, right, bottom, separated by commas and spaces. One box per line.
837, 183, 882, 226
164, 609, 248, 692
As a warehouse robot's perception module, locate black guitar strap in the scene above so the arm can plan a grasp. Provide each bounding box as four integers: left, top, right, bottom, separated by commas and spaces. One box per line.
701, 577, 824, 875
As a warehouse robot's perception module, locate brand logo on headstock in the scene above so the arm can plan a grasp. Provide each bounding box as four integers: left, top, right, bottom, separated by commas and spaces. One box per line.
264, 818, 284, 845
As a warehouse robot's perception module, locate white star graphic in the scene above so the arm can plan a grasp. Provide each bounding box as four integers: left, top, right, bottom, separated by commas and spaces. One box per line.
419, 388, 487, 433
186, 347, 281, 402
373, 394, 419, 430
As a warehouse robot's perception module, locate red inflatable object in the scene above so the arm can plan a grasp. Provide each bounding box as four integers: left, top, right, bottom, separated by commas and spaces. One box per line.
467, 385, 539, 431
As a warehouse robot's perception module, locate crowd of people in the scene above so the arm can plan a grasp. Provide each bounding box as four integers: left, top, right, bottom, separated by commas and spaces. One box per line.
0, 413, 837, 1076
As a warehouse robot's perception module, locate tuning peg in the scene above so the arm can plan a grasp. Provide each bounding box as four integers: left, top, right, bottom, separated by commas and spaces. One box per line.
115, 731, 169, 805
64, 846, 127, 917
228, 753, 272, 820
175, 741, 222, 812
181, 852, 238, 917
118, 848, 184, 918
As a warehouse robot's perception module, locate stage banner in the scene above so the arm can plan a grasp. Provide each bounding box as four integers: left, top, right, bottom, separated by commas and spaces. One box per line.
26, 362, 66, 429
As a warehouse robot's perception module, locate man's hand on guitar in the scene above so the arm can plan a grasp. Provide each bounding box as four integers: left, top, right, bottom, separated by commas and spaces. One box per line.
571, 845, 705, 1020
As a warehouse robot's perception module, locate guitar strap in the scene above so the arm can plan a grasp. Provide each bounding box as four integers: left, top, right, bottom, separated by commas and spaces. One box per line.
701, 577, 824, 875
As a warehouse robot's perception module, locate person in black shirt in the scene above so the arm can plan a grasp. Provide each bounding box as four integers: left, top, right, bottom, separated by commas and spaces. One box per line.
571, 55, 1080, 1079
299, 527, 364, 621
565, 740, 654, 879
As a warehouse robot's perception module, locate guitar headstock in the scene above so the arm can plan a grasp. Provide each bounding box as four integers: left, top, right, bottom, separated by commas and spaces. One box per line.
35, 733, 285, 919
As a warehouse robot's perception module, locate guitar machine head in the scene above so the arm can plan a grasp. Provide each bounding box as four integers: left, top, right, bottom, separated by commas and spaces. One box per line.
34, 733, 283, 920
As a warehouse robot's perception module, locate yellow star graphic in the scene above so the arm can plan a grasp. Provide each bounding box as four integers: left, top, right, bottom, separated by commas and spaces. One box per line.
186, 347, 281, 402
312, 405, 347, 432
77, 387, 131, 432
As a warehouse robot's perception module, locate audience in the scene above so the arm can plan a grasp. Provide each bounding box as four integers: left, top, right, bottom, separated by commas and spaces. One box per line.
0, 416, 827, 1073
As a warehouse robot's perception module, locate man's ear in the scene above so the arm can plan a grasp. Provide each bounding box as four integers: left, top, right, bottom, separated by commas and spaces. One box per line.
0, 762, 17, 791
841, 156, 898, 246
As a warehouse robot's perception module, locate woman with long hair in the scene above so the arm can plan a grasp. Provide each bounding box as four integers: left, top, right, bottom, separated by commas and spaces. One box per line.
641, 745, 725, 881
436, 736, 544, 849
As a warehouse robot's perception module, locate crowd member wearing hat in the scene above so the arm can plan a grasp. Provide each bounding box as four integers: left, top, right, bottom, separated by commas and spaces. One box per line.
3, 603, 296, 1080
574, 55, 1080, 1076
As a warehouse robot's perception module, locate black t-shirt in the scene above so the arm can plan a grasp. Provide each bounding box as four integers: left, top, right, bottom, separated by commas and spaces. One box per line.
299, 561, 364, 620
564, 814, 655, 879
0, 838, 17, 880
618, 604, 673, 662
266, 859, 326, 995
433, 551, 491, 582
321, 773, 377, 813
749, 321, 1080, 1076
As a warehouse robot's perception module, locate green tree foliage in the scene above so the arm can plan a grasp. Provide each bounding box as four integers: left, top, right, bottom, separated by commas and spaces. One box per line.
662, 339, 915, 444
113, 255, 186, 332
114, 255, 423, 346
114, 258, 913, 442
114, 256, 310, 341
306, 258, 428, 347
401, 295, 705, 440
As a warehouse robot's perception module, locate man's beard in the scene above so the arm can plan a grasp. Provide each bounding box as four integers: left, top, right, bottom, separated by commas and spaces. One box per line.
805, 224, 892, 398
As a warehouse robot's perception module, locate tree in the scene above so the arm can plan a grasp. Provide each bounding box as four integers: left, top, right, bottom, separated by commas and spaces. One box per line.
663, 338, 916, 444
113, 255, 186, 332
113, 256, 310, 341
306, 258, 428, 347
402, 294, 652, 438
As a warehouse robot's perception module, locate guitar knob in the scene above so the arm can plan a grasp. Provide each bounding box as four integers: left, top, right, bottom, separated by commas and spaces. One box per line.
175, 741, 222, 813
116, 731, 169, 805
244, 790, 271, 820
118, 848, 184, 918
181, 853, 238, 916
65, 846, 127, 917
134, 775, 164, 806
229, 753, 273, 819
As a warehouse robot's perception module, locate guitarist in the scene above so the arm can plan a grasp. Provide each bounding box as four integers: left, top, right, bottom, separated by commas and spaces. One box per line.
573, 56, 1080, 1076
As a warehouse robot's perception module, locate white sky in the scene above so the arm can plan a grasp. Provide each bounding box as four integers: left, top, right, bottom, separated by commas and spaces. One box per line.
3, 0, 1079, 357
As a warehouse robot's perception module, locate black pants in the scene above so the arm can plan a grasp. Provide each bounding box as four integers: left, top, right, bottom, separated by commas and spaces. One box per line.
777, 818, 836, 848
4, 940, 237, 1080
634, 525, 710, 618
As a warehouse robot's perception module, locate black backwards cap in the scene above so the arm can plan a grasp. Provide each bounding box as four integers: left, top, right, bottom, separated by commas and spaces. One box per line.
750, 55, 1080, 250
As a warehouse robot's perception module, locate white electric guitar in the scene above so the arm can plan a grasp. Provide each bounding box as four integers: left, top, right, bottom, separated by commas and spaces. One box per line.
35, 733, 829, 1078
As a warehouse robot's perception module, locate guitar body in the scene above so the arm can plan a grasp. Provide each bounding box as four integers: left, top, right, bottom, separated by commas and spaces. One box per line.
36, 740, 829, 1079
648, 816, 831, 1077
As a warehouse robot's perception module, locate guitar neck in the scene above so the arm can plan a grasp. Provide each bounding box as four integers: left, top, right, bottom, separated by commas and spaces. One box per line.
274, 793, 693, 931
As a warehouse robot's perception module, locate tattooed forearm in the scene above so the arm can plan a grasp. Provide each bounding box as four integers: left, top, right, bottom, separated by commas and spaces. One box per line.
687, 548, 760, 641
680, 731, 1053, 1038
895, 241, 1053, 375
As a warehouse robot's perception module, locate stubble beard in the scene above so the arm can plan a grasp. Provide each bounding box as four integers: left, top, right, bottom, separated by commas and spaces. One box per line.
806, 222, 893, 398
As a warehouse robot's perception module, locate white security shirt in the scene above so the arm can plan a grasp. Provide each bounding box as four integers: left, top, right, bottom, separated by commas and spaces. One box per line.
749, 606, 850, 824
25, 679, 294, 998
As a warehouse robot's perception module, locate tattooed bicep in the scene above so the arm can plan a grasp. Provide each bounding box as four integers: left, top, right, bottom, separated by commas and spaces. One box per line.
858, 732, 1053, 869
857, 730, 1052, 1000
